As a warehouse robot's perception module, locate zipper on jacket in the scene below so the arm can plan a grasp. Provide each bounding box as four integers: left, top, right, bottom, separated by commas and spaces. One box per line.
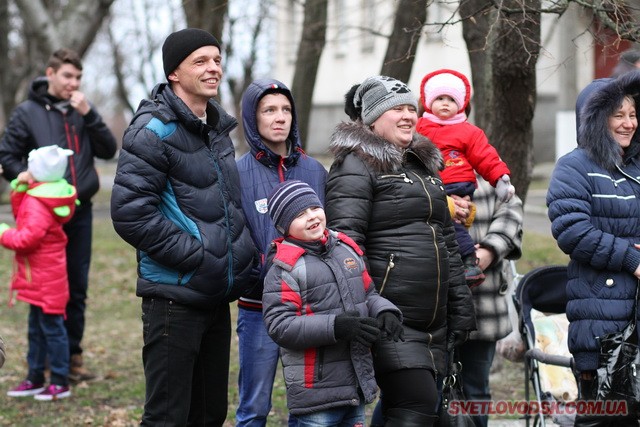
426, 332, 438, 376
63, 119, 78, 187
378, 254, 395, 295
379, 173, 413, 183
318, 347, 325, 381
72, 125, 81, 153
409, 171, 442, 329
209, 122, 238, 297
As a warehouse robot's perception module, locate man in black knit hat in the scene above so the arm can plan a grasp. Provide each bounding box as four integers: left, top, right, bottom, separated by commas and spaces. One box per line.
111, 28, 257, 425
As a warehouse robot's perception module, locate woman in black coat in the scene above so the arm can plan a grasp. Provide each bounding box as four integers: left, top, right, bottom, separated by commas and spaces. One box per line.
325, 76, 476, 426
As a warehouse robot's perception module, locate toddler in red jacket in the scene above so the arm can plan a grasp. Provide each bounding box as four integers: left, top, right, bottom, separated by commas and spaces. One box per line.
1, 145, 77, 401
417, 69, 515, 288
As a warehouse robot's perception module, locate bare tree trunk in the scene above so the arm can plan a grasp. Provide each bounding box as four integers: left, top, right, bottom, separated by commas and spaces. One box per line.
227, 1, 271, 155
0, 0, 115, 129
183, 0, 227, 40
291, 0, 328, 148
489, 0, 541, 203
379, 0, 426, 83
460, 0, 495, 130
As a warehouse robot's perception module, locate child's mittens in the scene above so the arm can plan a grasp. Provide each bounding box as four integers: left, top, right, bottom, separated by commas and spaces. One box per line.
334, 311, 380, 347
0, 223, 10, 237
495, 174, 515, 202
377, 311, 404, 342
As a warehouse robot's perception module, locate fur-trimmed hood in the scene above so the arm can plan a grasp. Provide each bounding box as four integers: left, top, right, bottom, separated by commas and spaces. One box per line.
329, 121, 444, 174
578, 70, 640, 171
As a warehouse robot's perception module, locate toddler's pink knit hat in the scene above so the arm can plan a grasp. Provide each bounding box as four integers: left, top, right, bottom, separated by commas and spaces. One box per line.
421, 69, 470, 112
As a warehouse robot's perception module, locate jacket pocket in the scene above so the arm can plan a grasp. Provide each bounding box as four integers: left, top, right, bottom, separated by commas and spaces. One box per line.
139, 251, 196, 286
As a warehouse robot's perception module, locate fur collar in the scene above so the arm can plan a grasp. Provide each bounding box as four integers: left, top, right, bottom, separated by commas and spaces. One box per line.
579, 71, 640, 171
329, 121, 444, 174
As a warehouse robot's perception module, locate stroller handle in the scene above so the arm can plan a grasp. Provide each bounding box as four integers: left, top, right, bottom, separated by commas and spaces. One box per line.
525, 348, 574, 369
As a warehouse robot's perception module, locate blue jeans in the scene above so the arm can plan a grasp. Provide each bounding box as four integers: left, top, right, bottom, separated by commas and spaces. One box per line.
296, 405, 365, 427
458, 340, 497, 427
236, 308, 280, 427
63, 202, 92, 356
27, 305, 69, 386
140, 298, 231, 426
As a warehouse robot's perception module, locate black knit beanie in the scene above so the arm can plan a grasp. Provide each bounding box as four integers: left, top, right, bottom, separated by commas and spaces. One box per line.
268, 180, 322, 236
162, 28, 221, 78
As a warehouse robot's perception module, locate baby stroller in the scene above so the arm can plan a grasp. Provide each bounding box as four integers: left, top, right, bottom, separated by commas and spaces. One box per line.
512, 263, 578, 427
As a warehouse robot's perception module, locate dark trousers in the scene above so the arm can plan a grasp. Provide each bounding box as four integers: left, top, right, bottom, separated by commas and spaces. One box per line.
458, 340, 496, 427
141, 298, 231, 426
454, 222, 477, 257
27, 305, 69, 386
445, 182, 476, 257
376, 368, 439, 417
63, 202, 92, 356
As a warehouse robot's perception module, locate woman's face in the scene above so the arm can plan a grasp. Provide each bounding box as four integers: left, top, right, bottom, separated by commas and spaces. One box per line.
371, 104, 418, 149
608, 96, 637, 149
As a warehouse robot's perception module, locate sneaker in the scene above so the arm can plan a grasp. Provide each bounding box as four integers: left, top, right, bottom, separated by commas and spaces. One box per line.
7, 380, 46, 397
34, 384, 71, 401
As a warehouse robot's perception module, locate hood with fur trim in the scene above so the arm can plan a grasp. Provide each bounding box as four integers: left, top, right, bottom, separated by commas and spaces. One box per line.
577, 70, 640, 172
329, 121, 443, 175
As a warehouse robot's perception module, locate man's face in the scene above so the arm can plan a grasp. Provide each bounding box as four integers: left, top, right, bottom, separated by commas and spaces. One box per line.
46, 63, 82, 100
169, 45, 223, 105
257, 93, 292, 148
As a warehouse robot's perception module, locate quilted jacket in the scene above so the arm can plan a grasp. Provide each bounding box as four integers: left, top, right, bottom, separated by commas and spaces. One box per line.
547, 70, 640, 371
236, 78, 327, 309
262, 229, 400, 415
2, 179, 77, 314
0, 77, 117, 202
111, 83, 257, 308
325, 121, 475, 375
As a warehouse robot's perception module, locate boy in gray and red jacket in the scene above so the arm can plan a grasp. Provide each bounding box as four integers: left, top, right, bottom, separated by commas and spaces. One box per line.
262, 180, 402, 426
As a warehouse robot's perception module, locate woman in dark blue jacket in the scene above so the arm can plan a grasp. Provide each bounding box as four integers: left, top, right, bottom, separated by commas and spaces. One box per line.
547, 71, 640, 426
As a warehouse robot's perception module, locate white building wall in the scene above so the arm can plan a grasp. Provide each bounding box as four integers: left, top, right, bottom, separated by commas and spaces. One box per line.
274, 0, 596, 163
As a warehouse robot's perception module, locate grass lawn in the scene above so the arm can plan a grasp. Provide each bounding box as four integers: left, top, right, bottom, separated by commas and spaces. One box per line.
0, 187, 569, 426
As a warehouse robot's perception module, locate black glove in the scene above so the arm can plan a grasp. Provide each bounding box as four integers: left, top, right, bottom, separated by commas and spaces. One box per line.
376, 311, 404, 342
335, 311, 380, 347
446, 330, 470, 352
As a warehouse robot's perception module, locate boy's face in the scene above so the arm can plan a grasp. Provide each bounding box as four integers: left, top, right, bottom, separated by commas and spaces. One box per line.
257, 93, 292, 148
46, 63, 82, 100
288, 207, 326, 241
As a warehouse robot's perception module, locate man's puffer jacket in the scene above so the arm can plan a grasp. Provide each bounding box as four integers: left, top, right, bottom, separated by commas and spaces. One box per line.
262, 230, 400, 415
325, 121, 475, 375
111, 83, 257, 307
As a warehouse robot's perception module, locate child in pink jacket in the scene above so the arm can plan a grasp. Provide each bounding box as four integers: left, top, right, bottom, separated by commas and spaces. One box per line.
2, 145, 77, 401
417, 69, 515, 288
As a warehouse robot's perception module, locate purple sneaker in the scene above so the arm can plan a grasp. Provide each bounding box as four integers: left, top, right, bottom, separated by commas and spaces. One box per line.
7, 380, 46, 397
34, 384, 71, 401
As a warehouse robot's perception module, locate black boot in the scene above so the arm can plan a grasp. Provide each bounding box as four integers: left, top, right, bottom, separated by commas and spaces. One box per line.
462, 253, 485, 288
384, 408, 438, 427
573, 375, 638, 427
